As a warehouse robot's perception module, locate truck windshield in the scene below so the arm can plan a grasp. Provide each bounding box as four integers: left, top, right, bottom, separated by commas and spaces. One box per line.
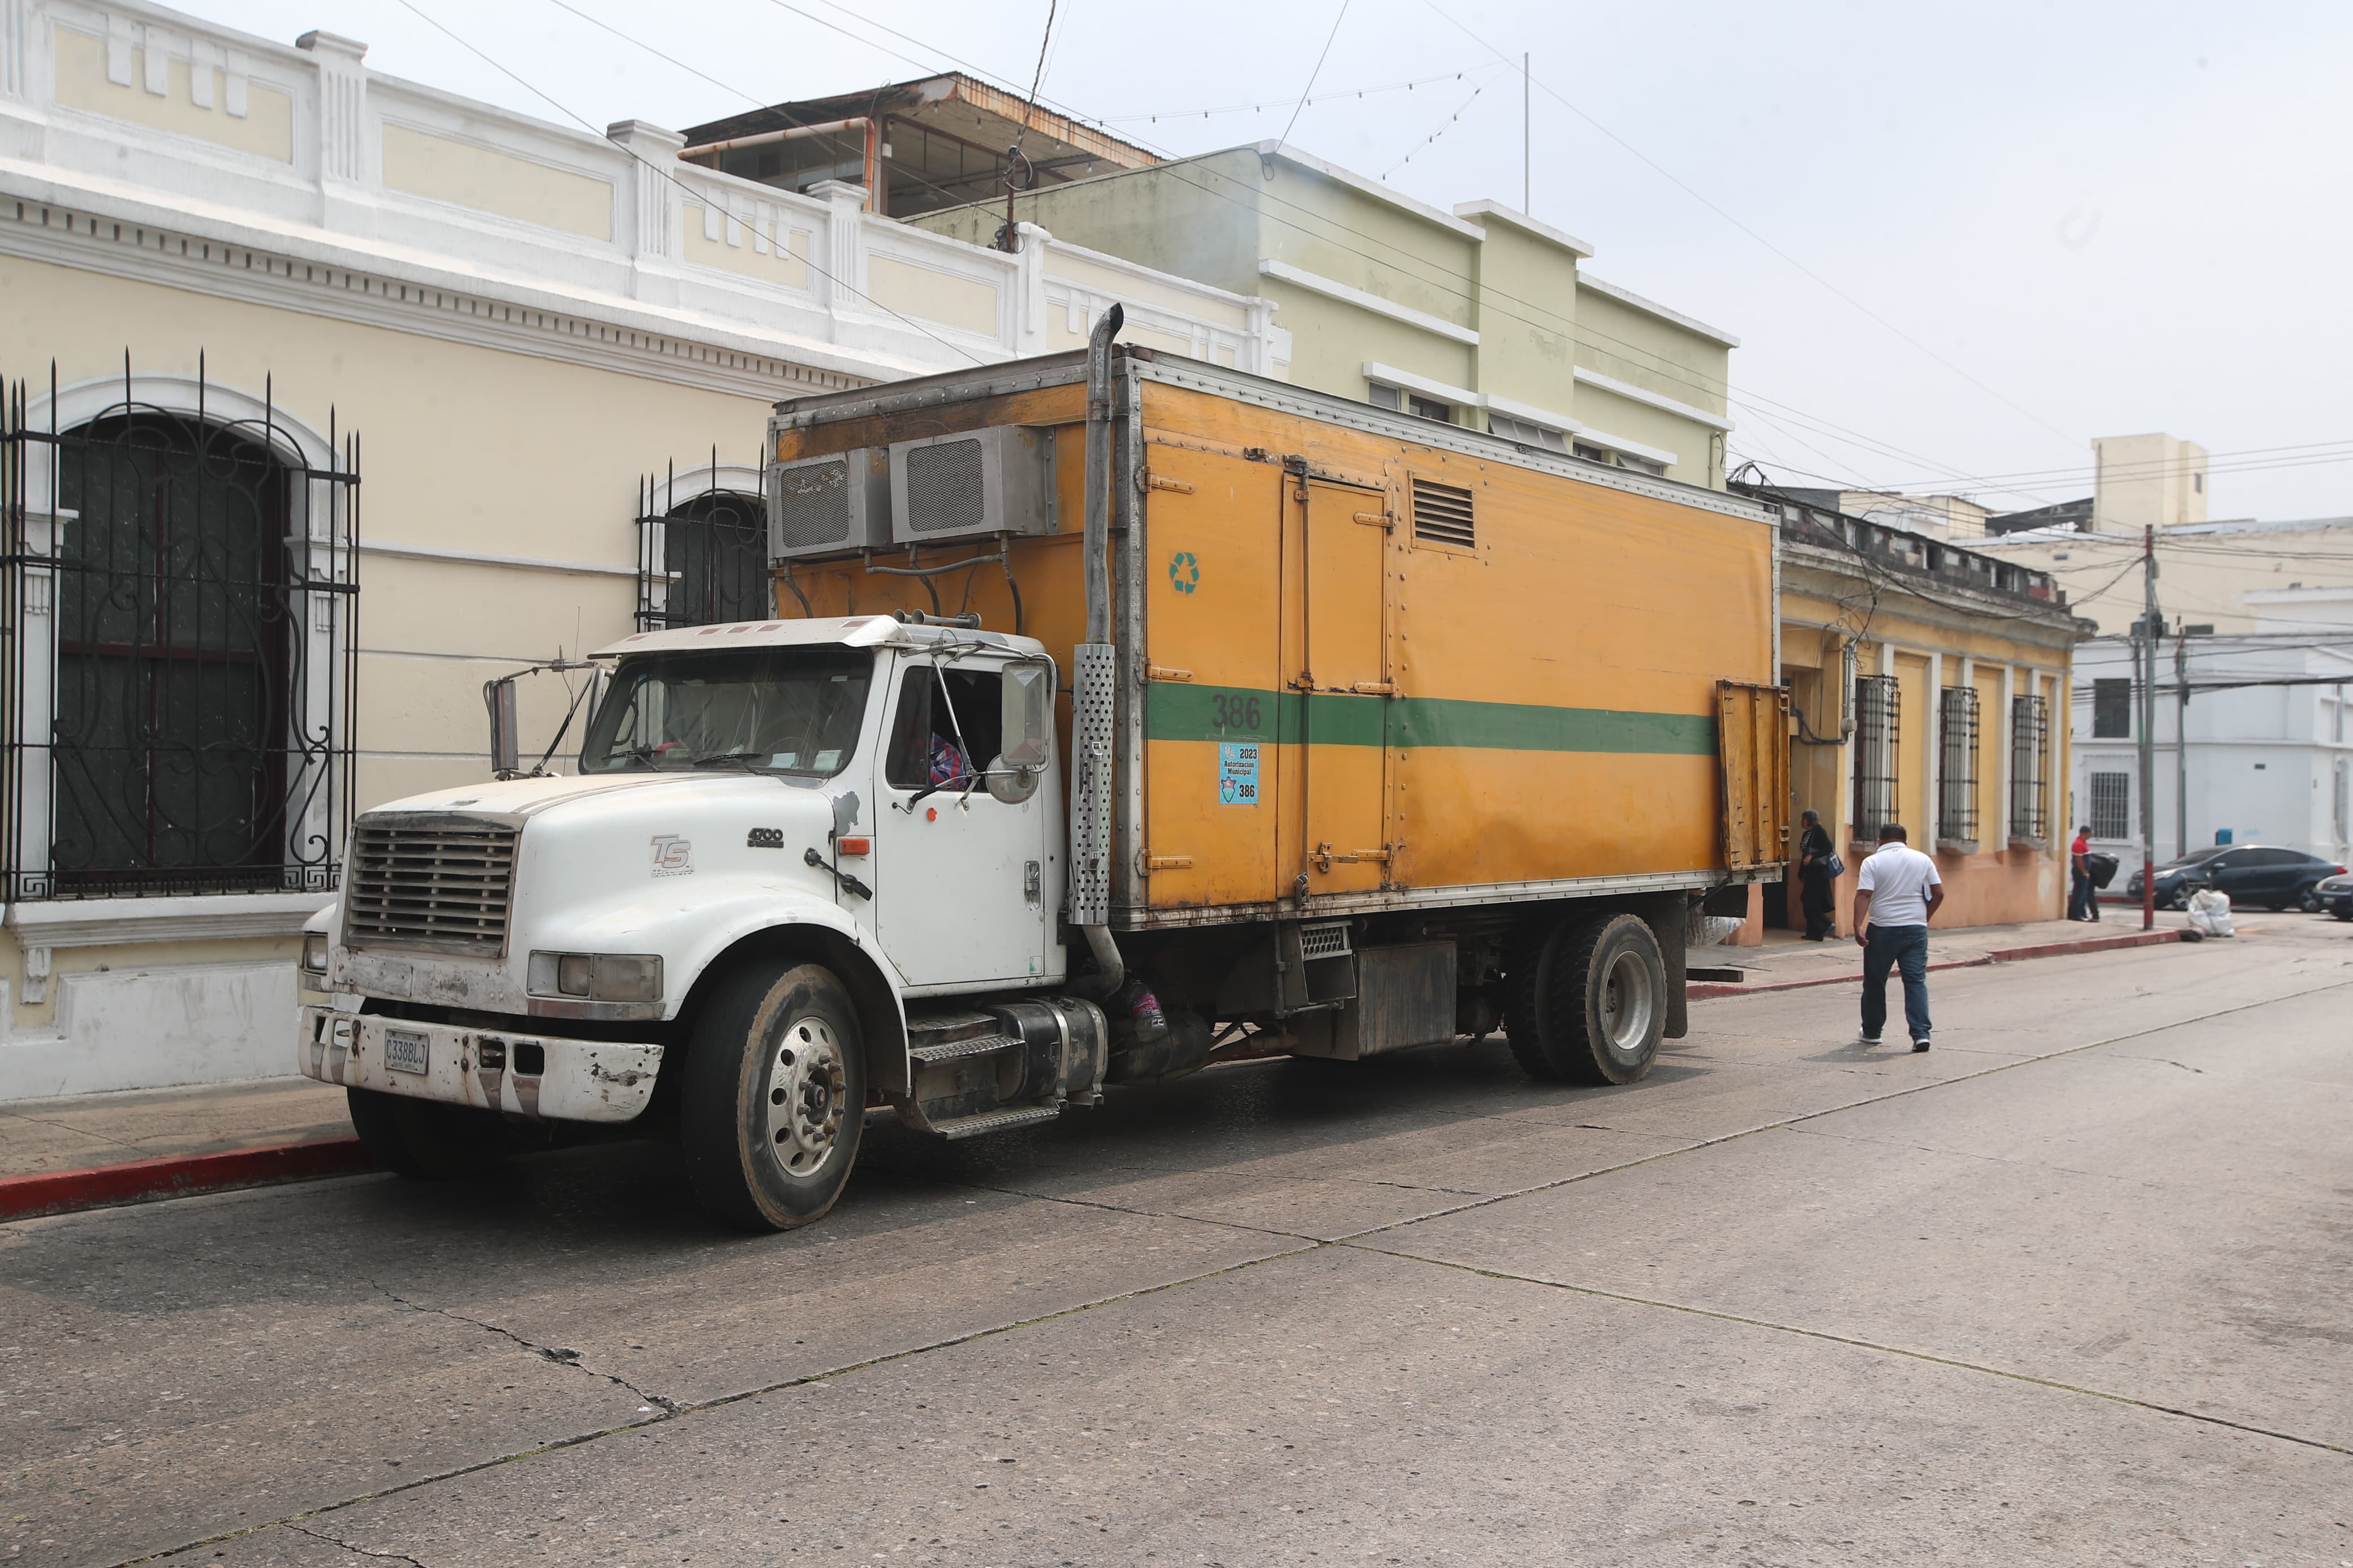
580, 647, 872, 778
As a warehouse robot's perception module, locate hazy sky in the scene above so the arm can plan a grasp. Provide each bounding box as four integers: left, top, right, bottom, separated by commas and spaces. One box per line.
196, 0, 2353, 520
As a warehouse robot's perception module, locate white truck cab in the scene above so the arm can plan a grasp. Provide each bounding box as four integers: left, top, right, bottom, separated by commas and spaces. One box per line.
298, 614, 1111, 1229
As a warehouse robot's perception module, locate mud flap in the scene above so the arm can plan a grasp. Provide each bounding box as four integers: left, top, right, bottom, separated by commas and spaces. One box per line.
1639, 895, 1690, 1040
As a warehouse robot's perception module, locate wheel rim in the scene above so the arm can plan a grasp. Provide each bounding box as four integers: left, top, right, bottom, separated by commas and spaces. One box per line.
1598, 949, 1657, 1054
764, 1015, 847, 1177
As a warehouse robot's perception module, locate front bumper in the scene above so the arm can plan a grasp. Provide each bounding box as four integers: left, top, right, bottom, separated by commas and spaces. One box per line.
298, 1006, 662, 1124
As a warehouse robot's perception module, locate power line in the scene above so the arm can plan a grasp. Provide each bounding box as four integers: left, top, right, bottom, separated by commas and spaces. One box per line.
395, 0, 988, 366
1101, 68, 1491, 124
1416, 0, 2080, 456
1380, 70, 1503, 178
1278, 2, 1352, 153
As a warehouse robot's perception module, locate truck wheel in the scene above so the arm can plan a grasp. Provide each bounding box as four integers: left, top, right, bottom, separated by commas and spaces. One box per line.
347, 1086, 426, 1178
1501, 923, 1563, 1082
346, 1087, 507, 1180
1511, 913, 1666, 1086
682, 960, 867, 1232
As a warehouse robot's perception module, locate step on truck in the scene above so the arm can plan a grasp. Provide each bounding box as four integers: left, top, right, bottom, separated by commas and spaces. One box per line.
298, 311, 1789, 1230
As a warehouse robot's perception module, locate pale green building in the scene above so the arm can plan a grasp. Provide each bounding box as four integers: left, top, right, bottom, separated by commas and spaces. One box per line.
908, 140, 1737, 489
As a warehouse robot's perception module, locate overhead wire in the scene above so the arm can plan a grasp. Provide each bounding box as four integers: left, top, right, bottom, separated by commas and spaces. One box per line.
1380, 68, 1504, 178
1415, 0, 2080, 456
395, 0, 989, 365
1277, 1, 1353, 153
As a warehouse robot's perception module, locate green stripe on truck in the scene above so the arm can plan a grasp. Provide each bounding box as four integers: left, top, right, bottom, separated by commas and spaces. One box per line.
1145, 683, 1718, 755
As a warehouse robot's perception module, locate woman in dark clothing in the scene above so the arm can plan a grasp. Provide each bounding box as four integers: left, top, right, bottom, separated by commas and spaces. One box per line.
1798, 809, 1836, 940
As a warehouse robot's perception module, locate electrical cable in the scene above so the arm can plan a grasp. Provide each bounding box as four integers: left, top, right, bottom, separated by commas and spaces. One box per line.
1415, 0, 2080, 455
1380, 69, 1503, 178
395, 0, 988, 366
1277, 2, 1353, 154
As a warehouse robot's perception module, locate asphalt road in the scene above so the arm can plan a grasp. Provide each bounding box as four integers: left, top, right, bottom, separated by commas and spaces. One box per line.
5, 921, 2350, 1567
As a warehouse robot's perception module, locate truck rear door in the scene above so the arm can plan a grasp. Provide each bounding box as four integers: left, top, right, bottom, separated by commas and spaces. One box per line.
1294, 472, 1393, 897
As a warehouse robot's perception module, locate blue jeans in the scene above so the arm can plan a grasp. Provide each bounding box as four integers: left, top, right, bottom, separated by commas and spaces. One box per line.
2068, 866, 2096, 921
1861, 924, 1932, 1042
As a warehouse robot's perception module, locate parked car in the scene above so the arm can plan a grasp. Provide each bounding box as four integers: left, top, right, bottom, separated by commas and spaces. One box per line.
2317, 872, 2353, 921
2123, 845, 2347, 911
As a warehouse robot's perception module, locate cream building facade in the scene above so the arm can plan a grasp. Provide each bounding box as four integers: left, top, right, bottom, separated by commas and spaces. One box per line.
0, 0, 1282, 1098
904, 141, 1736, 491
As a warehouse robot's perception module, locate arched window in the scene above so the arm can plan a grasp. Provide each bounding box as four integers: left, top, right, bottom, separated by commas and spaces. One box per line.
4, 370, 359, 901
663, 489, 768, 628
53, 413, 289, 889
636, 462, 770, 630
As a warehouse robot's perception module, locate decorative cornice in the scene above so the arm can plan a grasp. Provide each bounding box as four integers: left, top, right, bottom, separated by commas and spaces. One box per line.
0, 185, 877, 404
1574, 365, 1733, 431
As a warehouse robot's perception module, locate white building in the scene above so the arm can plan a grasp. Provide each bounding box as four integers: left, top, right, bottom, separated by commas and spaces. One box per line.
2072, 588, 2353, 869
0, 0, 1283, 1098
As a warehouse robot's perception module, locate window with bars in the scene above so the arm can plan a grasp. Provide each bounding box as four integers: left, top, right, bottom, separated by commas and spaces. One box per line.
1852, 674, 1899, 841
1938, 686, 1980, 846
2092, 677, 2133, 738
636, 474, 769, 630
2009, 693, 2049, 842
2, 367, 360, 901
2089, 771, 2132, 840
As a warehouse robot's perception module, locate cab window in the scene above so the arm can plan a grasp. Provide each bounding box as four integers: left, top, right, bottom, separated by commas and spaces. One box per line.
884, 664, 1004, 791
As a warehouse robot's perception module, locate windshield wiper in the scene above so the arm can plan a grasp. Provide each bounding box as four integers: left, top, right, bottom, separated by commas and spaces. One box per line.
692, 751, 768, 771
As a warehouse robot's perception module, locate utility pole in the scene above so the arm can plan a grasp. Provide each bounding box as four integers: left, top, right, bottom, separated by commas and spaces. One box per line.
2175, 623, 2190, 865
2138, 524, 2158, 932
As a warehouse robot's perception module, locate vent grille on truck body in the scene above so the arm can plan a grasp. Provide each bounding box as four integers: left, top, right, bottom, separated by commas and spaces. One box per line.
887, 426, 1054, 547
769, 447, 889, 561
903, 438, 990, 534
1411, 478, 1476, 547
346, 817, 519, 956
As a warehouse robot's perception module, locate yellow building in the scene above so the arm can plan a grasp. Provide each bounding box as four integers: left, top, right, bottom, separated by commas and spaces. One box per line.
1744, 484, 2088, 934
0, 0, 1280, 1096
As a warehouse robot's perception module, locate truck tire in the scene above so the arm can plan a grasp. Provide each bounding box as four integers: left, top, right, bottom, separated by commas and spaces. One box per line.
346, 1087, 507, 1180
682, 960, 867, 1232
1509, 913, 1666, 1086
1501, 923, 1563, 1082
347, 1086, 426, 1178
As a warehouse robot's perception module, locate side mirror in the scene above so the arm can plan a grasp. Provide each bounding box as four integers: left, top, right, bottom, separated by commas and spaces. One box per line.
484, 675, 520, 778
1001, 660, 1052, 770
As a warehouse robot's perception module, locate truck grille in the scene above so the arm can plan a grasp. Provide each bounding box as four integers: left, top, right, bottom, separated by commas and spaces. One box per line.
346, 817, 520, 955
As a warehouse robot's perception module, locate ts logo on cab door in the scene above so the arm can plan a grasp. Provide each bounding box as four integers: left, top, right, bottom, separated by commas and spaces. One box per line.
650, 835, 694, 877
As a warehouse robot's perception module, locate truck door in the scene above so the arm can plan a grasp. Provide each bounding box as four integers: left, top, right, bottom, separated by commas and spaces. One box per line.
1294, 473, 1391, 897
871, 654, 1054, 989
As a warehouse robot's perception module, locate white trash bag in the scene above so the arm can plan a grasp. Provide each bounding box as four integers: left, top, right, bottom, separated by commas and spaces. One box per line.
2186, 887, 2234, 939
1691, 914, 1747, 947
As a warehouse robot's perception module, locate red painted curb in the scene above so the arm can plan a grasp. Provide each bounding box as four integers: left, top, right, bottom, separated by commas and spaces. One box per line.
1983, 929, 2182, 963
1687, 927, 2184, 1000
0, 1137, 372, 1221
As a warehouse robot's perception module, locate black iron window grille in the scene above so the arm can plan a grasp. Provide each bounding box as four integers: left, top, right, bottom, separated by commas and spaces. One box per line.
1938, 685, 1979, 847
2091, 676, 2132, 739
1852, 673, 1899, 841
2, 360, 359, 901
2009, 692, 2049, 843
636, 455, 770, 631
2089, 771, 2131, 840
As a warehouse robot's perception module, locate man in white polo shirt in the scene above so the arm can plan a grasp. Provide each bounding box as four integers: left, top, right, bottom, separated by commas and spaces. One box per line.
1852, 822, 1944, 1051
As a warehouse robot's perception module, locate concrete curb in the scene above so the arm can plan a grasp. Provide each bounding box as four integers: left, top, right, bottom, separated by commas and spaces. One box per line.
1686, 927, 2183, 1001
0, 1137, 372, 1222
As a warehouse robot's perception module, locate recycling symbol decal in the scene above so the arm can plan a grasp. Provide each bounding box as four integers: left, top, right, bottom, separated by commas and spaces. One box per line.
1168, 551, 1201, 595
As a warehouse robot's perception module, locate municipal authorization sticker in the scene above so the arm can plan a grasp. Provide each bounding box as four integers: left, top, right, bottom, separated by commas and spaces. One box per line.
1218, 741, 1260, 806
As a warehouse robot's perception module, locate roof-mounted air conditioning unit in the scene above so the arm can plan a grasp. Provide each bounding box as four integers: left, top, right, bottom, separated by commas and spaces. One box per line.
887, 427, 1055, 547
769, 447, 890, 562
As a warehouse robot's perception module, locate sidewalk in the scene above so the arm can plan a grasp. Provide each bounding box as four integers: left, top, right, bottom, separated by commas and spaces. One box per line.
1690, 910, 2199, 996
0, 1077, 363, 1216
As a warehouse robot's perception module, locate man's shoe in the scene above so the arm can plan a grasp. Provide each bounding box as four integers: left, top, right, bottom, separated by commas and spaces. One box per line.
1858, 1033, 1882, 1047
1912, 1038, 1932, 1052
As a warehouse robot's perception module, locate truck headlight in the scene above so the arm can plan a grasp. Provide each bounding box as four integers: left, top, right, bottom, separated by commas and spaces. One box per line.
301, 933, 329, 977
528, 951, 663, 1003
